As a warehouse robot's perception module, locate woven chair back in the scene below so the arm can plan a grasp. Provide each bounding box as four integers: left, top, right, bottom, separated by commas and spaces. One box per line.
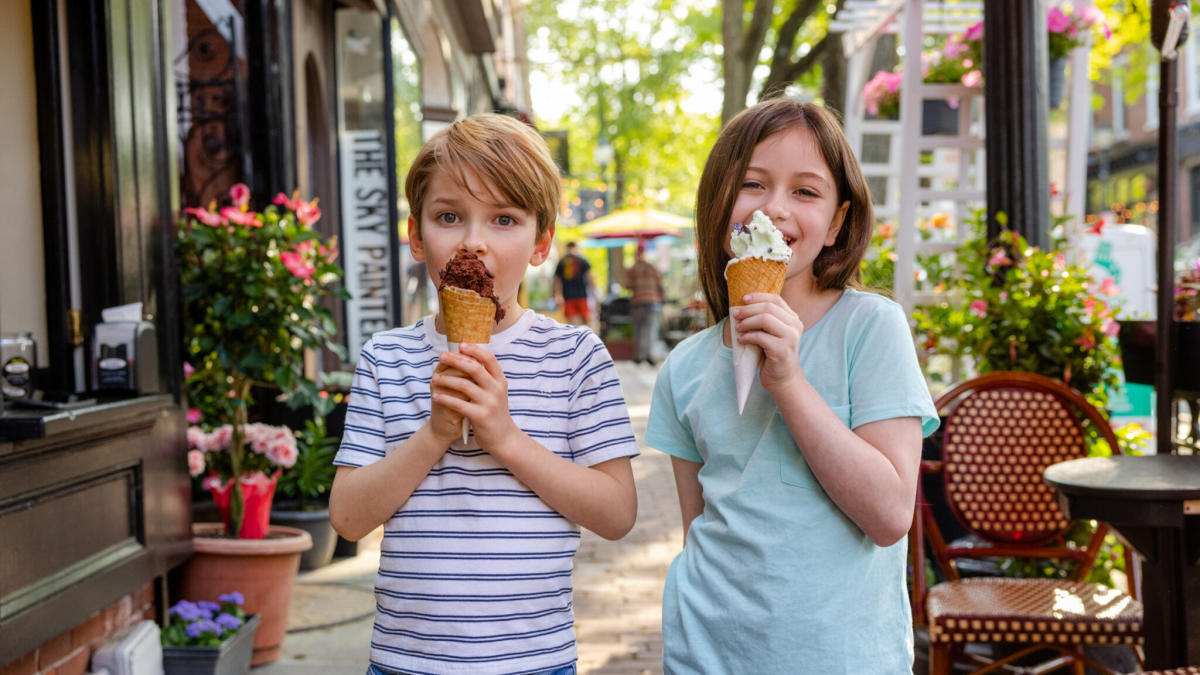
941, 384, 1084, 545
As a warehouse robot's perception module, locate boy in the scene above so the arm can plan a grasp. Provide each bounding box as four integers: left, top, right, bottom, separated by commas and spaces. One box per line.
329, 113, 639, 675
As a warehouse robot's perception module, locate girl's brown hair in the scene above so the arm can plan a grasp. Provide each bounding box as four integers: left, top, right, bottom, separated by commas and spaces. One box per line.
695, 98, 874, 322
405, 113, 561, 239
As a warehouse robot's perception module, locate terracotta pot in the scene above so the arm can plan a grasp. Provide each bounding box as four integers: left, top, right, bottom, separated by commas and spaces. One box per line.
176, 523, 312, 666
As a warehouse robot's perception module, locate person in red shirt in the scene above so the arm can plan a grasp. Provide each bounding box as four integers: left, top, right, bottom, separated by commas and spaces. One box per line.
554, 241, 596, 324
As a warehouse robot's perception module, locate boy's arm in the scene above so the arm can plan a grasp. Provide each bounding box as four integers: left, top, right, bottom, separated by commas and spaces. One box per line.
329, 423, 450, 541
434, 343, 638, 540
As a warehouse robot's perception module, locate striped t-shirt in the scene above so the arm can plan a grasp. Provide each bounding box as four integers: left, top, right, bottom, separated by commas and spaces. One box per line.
335, 309, 639, 675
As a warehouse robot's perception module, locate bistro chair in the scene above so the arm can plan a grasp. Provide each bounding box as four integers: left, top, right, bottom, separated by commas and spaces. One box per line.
911, 371, 1144, 674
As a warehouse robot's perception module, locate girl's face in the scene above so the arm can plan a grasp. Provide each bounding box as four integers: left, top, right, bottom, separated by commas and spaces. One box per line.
727, 125, 849, 288
409, 166, 553, 331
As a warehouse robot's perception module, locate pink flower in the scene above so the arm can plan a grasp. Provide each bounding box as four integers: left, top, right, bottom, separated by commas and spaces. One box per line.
988, 248, 1014, 267
968, 299, 988, 318
230, 183, 251, 209
1079, 6, 1105, 28
1102, 318, 1120, 338
280, 250, 316, 280
961, 69, 983, 87
296, 199, 321, 227
1099, 277, 1119, 297
183, 362, 195, 379
1076, 331, 1096, 350
1047, 7, 1072, 33
273, 191, 303, 211
185, 207, 226, 227
220, 206, 261, 227
187, 426, 207, 450
965, 21, 983, 42
187, 408, 202, 424
188, 450, 206, 477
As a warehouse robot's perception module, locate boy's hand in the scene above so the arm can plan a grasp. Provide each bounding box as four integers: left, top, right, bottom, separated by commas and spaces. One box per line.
432, 344, 523, 453
731, 293, 804, 393
429, 360, 468, 443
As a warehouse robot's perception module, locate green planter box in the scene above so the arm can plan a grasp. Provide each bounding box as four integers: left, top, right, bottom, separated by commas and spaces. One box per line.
162, 614, 261, 675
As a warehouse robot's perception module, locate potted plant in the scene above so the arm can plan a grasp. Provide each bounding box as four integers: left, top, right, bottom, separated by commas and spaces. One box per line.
1046, 4, 1110, 107
270, 390, 342, 570
161, 592, 261, 675
175, 183, 348, 665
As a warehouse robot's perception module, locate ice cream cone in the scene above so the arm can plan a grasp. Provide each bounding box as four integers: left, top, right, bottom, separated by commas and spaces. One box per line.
439, 286, 496, 442
726, 256, 787, 414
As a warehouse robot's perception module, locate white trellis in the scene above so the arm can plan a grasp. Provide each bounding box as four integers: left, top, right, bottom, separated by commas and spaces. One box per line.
833, 0, 1095, 313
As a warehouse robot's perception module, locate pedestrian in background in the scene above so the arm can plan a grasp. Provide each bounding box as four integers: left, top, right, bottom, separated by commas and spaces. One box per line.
645, 98, 938, 673
624, 243, 664, 365
554, 240, 596, 325
329, 113, 639, 675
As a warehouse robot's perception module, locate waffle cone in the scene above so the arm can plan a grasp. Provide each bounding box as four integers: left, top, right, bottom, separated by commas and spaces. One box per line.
725, 256, 787, 307
439, 287, 496, 343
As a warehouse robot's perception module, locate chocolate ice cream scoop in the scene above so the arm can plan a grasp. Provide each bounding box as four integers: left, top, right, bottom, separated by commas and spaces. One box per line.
438, 252, 504, 323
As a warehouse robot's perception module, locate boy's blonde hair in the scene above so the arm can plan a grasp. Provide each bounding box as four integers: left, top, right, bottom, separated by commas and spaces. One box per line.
405, 113, 561, 239
695, 98, 874, 322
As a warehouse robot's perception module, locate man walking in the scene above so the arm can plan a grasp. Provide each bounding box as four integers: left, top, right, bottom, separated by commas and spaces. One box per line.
624, 244, 664, 365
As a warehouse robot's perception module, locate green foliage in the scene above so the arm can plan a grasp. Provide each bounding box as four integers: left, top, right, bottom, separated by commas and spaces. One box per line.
276, 392, 342, 508
179, 189, 349, 426
910, 209, 1121, 408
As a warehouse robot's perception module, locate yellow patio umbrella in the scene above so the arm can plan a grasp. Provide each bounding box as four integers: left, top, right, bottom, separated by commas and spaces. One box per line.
576, 208, 692, 240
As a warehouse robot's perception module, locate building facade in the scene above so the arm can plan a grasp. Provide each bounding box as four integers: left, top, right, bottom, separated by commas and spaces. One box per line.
0, 0, 530, 672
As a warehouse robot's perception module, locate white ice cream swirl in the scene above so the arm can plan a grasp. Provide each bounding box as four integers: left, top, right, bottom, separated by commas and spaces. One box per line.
729, 210, 791, 263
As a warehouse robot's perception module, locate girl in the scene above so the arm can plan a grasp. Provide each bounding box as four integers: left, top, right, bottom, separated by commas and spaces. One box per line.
645, 98, 939, 673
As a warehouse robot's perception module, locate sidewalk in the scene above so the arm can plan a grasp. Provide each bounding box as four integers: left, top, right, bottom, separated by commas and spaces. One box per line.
257, 361, 677, 675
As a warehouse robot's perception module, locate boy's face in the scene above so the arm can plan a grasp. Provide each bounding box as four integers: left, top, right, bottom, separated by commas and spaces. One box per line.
409, 166, 553, 331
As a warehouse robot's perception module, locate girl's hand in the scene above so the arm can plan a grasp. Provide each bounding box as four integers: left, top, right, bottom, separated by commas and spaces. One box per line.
432, 344, 523, 453
731, 292, 805, 393
429, 360, 468, 443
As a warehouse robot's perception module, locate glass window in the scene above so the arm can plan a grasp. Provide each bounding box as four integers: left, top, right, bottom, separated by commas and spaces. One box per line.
391, 19, 427, 328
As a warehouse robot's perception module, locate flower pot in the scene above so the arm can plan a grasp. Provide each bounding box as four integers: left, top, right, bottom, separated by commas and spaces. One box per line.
204, 472, 279, 539
162, 614, 261, 675
1048, 57, 1067, 110
270, 501, 337, 570
175, 523, 312, 666
922, 100, 959, 136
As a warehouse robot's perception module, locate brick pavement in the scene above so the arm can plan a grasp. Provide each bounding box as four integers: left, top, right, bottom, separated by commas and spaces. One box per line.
262, 361, 679, 675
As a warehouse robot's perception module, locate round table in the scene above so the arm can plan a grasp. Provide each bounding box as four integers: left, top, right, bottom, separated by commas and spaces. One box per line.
1043, 455, 1200, 669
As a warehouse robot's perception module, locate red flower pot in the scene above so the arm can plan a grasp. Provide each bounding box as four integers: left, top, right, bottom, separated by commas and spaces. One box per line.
205, 472, 280, 539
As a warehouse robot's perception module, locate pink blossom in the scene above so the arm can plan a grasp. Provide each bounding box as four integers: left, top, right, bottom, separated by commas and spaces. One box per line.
964, 21, 983, 42
183, 362, 195, 379
1099, 277, 1119, 297
1047, 7, 1072, 33
187, 408, 202, 424
1076, 331, 1096, 350
1079, 6, 1105, 28
230, 183, 251, 208
961, 69, 983, 87
187, 426, 207, 450
220, 206, 261, 227
999, 291, 1009, 302
280, 250, 316, 280
188, 450, 206, 477
988, 248, 1014, 267
296, 199, 321, 227
968, 299, 988, 318
273, 191, 303, 211
185, 206, 226, 227
1102, 318, 1120, 338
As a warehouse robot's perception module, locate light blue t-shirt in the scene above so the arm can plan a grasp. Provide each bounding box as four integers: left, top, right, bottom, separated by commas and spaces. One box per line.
646, 288, 939, 675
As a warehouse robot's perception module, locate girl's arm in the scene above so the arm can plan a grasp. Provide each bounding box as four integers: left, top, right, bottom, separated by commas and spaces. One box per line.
733, 293, 922, 546
433, 343, 638, 540
671, 456, 703, 544
328, 423, 451, 540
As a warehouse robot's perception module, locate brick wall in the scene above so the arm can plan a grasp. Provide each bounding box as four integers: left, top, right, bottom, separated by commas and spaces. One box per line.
0, 583, 156, 675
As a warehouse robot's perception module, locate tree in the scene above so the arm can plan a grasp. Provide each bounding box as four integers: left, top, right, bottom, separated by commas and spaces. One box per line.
527, 0, 720, 215
720, 0, 846, 125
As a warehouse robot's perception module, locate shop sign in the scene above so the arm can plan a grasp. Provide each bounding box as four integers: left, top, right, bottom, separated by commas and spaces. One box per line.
339, 128, 393, 360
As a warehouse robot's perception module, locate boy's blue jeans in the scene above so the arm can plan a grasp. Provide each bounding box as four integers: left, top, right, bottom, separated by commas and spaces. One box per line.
367, 664, 576, 675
